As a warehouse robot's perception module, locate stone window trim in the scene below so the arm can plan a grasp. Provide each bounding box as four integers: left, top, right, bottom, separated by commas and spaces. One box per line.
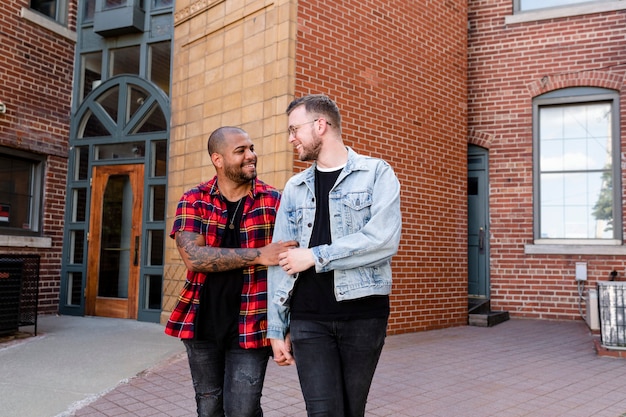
20, 7, 77, 42
506, 1, 626, 25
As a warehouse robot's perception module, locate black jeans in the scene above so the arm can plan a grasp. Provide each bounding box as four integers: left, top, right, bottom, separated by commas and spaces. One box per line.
290, 317, 388, 417
182, 339, 271, 417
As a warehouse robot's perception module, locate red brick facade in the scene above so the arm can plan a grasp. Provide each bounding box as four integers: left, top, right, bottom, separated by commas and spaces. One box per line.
8, 0, 620, 330
468, 1, 626, 320
292, 1, 469, 333
0, 1, 77, 314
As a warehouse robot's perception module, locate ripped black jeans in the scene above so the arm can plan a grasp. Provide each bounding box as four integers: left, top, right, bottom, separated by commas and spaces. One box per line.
183, 339, 271, 417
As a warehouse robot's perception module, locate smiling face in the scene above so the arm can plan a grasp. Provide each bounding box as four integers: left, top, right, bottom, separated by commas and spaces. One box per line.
287, 105, 323, 162
215, 131, 257, 184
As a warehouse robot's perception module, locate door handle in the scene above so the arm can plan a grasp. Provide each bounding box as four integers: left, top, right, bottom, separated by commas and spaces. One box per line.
478, 227, 485, 252
134, 236, 139, 266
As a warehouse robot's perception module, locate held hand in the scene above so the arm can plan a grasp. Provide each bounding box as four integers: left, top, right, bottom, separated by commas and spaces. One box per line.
257, 241, 299, 266
270, 335, 294, 366
278, 248, 315, 275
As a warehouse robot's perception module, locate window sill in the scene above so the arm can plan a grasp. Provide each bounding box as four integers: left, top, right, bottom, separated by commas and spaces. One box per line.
0, 235, 52, 249
505, 1, 626, 24
20, 7, 77, 42
525, 241, 626, 255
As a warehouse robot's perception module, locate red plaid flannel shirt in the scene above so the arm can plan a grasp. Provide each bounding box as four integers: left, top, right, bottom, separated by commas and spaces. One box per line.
164, 176, 280, 349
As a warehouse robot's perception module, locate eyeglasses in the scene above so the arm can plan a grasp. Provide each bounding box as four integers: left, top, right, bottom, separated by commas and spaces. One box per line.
287, 118, 331, 137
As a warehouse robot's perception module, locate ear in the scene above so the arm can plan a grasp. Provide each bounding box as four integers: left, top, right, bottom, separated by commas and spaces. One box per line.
211, 152, 223, 168
319, 118, 331, 133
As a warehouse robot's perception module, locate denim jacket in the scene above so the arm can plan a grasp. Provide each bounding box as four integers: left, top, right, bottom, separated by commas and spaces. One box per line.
267, 147, 402, 339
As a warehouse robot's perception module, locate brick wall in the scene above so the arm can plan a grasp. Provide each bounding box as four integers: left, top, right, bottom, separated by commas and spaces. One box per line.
165, 0, 469, 333
292, 0, 469, 333
0, 0, 77, 314
468, 1, 626, 320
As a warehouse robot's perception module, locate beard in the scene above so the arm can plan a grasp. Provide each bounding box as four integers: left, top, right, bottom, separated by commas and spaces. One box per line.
224, 160, 257, 183
298, 133, 323, 162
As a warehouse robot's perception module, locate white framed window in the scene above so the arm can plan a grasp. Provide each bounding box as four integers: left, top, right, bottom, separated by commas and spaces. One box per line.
533, 87, 621, 242
507, 1, 626, 24
515, 0, 598, 12
0, 148, 45, 235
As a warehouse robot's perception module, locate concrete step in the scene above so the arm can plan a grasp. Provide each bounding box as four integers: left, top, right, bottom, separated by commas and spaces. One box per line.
468, 310, 510, 327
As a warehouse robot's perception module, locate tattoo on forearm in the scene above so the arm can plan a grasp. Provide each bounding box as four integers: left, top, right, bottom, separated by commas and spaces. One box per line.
176, 232, 262, 272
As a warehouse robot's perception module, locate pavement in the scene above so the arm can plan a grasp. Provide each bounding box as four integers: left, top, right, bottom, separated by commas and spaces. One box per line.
2, 316, 626, 417
0, 315, 183, 417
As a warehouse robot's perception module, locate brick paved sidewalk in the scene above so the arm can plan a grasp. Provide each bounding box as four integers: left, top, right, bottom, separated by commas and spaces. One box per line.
68, 319, 626, 417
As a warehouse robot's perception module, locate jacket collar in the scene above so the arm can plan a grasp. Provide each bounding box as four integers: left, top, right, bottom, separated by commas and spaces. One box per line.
294, 147, 368, 186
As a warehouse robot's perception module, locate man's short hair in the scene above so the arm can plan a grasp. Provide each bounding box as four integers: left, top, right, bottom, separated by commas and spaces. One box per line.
207, 126, 246, 155
286, 94, 341, 129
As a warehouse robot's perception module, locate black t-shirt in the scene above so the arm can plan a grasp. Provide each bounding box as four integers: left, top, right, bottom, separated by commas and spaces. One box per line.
194, 198, 244, 348
290, 168, 389, 321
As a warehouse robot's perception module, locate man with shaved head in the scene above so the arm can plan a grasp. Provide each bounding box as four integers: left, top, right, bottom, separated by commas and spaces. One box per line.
166, 126, 297, 417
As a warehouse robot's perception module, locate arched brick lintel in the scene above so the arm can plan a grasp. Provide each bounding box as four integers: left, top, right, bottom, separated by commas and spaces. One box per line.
468, 128, 495, 150
468, 71, 624, 154
527, 71, 625, 97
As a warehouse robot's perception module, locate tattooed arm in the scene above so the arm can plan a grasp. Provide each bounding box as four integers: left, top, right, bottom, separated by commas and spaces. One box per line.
175, 231, 297, 273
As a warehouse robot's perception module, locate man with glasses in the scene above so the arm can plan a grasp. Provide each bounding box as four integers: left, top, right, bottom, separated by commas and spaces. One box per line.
166, 126, 297, 417
267, 95, 402, 417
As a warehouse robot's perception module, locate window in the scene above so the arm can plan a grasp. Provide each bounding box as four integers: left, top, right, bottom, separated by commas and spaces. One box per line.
508, 0, 626, 23
30, 0, 67, 25
533, 88, 620, 241
80, 52, 103, 100
153, 0, 173, 8
149, 41, 171, 95
105, 0, 129, 8
110, 46, 141, 76
82, 0, 95, 22
0, 149, 45, 235
516, 0, 599, 12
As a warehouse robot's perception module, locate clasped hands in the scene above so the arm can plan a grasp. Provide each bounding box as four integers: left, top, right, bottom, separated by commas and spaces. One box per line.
270, 334, 294, 366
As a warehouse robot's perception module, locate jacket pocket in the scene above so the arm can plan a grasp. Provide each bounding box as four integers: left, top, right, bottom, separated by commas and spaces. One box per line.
342, 191, 372, 231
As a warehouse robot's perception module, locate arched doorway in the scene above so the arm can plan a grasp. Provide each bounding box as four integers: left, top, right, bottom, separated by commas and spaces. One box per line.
60, 75, 169, 322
